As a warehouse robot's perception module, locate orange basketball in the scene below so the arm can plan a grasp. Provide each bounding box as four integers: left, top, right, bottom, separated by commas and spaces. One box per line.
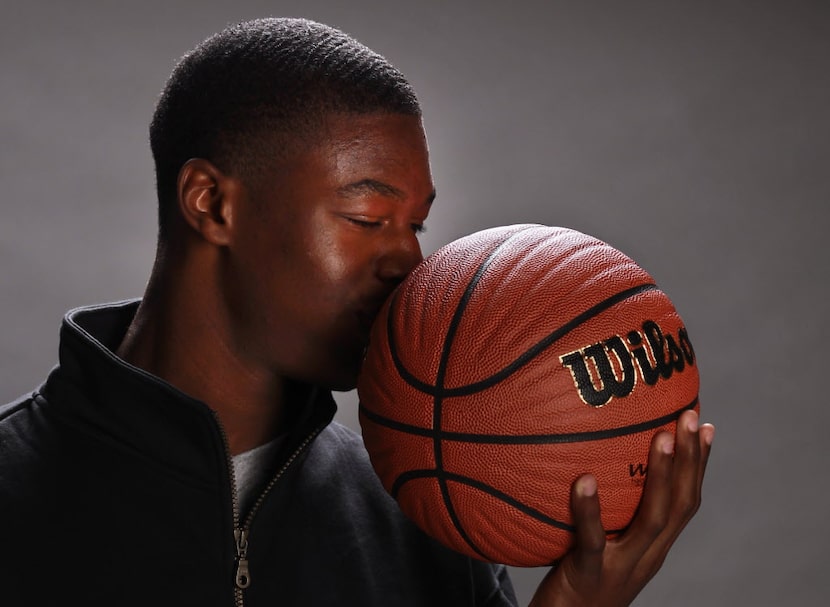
357, 224, 700, 567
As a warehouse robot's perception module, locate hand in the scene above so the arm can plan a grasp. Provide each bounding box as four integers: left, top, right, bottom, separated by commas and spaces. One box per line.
529, 409, 714, 607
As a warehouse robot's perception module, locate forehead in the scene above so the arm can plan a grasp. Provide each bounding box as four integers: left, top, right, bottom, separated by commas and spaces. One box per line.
321, 112, 430, 171
256, 112, 434, 192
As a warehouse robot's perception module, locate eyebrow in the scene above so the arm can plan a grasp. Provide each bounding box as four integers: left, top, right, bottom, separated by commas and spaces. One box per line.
337, 179, 436, 205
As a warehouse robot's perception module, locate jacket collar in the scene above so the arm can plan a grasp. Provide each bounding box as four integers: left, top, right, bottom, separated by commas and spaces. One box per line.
41, 300, 337, 483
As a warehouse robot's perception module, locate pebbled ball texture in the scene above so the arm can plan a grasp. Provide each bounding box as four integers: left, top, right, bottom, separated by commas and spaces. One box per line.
358, 225, 700, 567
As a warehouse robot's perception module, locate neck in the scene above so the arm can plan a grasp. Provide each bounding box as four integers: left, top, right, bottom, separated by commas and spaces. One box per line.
116, 245, 289, 455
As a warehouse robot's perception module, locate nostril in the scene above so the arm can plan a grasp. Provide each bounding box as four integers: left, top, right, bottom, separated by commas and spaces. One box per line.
376, 236, 422, 282
377, 257, 409, 283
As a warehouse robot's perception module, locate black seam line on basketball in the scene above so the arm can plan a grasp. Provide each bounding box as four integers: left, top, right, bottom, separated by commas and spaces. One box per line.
384, 282, 660, 398
442, 282, 660, 397
425, 468, 496, 562
430, 231, 536, 564
390, 468, 576, 533
385, 226, 540, 397
395, 228, 539, 563
358, 396, 698, 445
389, 469, 627, 539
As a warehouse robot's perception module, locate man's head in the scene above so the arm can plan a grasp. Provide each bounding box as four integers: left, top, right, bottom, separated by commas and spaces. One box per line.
146, 18, 434, 391
150, 17, 421, 241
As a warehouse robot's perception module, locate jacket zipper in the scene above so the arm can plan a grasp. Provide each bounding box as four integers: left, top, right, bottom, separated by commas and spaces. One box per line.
213, 412, 325, 607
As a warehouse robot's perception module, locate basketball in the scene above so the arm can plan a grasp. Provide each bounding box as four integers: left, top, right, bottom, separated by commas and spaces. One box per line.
357, 224, 700, 567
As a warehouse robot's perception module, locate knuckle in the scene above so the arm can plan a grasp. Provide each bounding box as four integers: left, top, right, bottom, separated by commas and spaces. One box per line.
577, 527, 606, 556
641, 511, 669, 538
675, 493, 701, 522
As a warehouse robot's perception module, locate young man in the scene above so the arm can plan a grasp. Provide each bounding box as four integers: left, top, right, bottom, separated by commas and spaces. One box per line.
0, 18, 713, 606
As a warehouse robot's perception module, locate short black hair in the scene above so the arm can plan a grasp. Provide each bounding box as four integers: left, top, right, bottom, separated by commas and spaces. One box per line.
149, 17, 421, 240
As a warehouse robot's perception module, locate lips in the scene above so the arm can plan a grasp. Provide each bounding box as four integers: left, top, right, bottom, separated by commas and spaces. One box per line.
356, 293, 393, 339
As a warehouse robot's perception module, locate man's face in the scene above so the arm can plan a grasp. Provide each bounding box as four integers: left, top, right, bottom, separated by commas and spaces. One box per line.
224, 112, 435, 390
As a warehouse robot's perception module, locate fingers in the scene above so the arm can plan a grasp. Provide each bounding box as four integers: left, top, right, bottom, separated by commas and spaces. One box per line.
529, 475, 608, 607
669, 410, 702, 524
534, 412, 716, 607
634, 410, 715, 580
568, 474, 605, 583
533, 413, 715, 607
698, 422, 715, 481
619, 430, 675, 560
666, 411, 715, 535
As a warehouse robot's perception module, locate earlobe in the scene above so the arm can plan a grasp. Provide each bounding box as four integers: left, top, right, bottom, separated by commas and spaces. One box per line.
177, 158, 236, 246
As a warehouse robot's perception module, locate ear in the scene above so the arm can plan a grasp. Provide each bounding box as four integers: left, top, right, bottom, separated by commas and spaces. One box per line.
176, 158, 240, 246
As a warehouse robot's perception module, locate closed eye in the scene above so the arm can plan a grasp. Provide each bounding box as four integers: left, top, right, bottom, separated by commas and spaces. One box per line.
345, 217, 381, 228
343, 216, 426, 235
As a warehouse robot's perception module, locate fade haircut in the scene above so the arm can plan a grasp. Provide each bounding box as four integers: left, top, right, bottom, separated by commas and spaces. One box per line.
149, 17, 421, 241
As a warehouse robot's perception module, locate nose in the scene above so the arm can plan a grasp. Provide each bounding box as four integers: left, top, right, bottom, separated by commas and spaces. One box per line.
376, 230, 423, 284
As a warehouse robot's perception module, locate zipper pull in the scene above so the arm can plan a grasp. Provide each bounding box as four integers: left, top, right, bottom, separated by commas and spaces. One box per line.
234, 528, 251, 589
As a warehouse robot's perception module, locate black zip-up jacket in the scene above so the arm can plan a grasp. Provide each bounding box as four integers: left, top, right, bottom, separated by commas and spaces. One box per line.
0, 301, 516, 606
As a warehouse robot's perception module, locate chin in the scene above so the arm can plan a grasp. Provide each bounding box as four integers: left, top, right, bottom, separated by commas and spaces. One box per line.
302, 342, 364, 392
329, 382, 358, 393
317, 360, 361, 393
320, 374, 358, 393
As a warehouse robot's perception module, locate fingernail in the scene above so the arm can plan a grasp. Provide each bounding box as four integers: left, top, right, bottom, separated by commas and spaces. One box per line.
660, 434, 675, 455
702, 423, 715, 445
577, 475, 597, 497
685, 411, 699, 433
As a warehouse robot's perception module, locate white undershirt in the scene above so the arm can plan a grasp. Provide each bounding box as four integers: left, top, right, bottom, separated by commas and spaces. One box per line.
232, 436, 284, 516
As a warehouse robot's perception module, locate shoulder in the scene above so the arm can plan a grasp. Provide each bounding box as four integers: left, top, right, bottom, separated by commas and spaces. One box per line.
0, 392, 36, 422
318, 418, 364, 446
305, 420, 376, 471
0, 392, 55, 507
289, 420, 413, 535
291, 422, 516, 607
0, 392, 44, 451
0, 389, 73, 488
0, 390, 58, 457
300, 421, 381, 490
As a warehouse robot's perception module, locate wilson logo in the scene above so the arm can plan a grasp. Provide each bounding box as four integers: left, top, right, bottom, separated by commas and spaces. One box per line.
559, 320, 695, 407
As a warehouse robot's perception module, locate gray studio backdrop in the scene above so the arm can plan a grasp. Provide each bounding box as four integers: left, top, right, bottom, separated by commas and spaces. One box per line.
2, 1, 828, 605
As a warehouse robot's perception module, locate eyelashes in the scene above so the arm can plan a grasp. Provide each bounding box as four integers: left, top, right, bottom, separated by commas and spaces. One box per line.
344, 216, 427, 235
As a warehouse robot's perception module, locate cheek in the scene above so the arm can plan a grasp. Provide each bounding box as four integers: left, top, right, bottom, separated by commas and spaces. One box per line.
305, 213, 374, 287
312, 239, 356, 286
